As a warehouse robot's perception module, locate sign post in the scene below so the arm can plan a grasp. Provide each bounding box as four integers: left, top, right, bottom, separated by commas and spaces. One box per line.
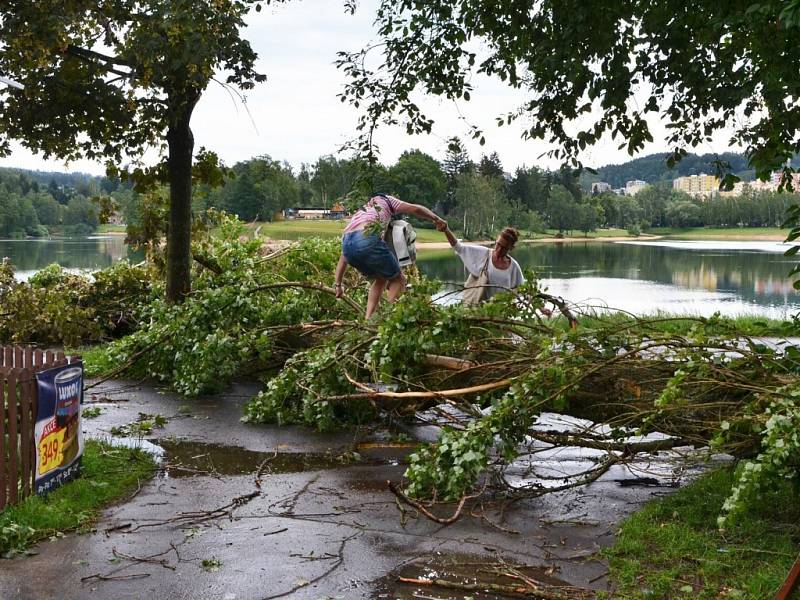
34, 362, 84, 494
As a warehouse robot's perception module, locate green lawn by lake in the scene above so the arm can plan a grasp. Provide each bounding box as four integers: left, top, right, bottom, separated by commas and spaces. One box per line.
245, 220, 790, 243
249, 221, 635, 243
650, 226, 788, 240
250, 219, 445, 243
96, 224, 127, 234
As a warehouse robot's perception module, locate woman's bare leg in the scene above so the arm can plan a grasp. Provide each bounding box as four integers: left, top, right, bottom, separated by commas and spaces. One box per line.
366, 278, 388, 319
386, 271, 406, 303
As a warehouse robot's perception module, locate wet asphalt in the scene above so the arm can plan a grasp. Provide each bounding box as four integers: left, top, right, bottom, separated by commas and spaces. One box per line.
0, 380, 713, 600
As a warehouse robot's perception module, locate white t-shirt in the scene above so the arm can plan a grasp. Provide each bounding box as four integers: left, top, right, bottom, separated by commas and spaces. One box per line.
453, 242, 525, 300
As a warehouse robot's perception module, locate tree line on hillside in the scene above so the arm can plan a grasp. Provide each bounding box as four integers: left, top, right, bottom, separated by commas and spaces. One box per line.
580, 152, 771, 189
0, 168, 124, 237
5, 147, 798, 241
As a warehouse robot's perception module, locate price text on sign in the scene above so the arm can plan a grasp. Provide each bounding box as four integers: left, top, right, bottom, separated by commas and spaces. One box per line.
38, 427, 65, 475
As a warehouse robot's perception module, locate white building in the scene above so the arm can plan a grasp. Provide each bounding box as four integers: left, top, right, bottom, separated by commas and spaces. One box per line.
769, 170, 800, 191
591, 181, 612, 195
625, 180, 648, 195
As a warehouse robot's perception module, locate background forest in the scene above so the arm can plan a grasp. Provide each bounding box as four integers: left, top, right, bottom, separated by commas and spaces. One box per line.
3, 146, 800, 240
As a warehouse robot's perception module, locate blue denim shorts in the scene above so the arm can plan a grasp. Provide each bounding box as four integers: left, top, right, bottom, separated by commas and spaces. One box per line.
342, 230, 401, 279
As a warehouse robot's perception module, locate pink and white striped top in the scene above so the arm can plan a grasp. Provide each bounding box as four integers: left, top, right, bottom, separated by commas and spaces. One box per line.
344, 194, 410, 234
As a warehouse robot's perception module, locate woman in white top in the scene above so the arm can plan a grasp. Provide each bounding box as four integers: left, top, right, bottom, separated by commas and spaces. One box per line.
439, 224, 525, 301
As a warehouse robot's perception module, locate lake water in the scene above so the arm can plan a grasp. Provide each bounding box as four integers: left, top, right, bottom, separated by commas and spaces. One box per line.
416, 240, 800, 319
3, 236, 799, 319
0, 236, 140, 281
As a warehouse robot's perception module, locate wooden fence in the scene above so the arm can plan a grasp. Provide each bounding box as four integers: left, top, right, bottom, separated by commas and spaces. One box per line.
0, 347, 76, 510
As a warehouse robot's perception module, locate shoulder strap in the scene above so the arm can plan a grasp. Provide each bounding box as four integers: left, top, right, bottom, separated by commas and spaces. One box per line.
481, 251, 491, 273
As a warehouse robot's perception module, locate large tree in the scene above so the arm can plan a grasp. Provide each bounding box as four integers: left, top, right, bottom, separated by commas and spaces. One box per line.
508, 166, 550, 214
453, 172, 511, 238
387, 149, 446, 207
441, 137, 473, 214
0, 0, 269, 302
211, 156, 299, 220
338, 1, 800, 184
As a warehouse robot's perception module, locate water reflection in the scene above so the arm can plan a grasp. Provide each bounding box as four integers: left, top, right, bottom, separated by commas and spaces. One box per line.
417, 241, 800, 319
0, 236, 141, 280
5, 237, 799, 318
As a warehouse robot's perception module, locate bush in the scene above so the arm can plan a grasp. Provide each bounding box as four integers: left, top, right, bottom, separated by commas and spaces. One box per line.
0, 260, 153, 346
30, 225, 50, 238
63, 223, 95, 237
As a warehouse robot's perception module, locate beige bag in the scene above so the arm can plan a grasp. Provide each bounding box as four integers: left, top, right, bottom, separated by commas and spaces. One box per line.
462, 253, 491, 307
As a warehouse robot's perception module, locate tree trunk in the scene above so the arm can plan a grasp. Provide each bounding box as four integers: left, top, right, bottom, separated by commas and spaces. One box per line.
166, 111, 194, 303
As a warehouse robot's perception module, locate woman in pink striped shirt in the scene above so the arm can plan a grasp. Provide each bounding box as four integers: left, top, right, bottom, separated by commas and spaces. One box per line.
334, 194, 446, 318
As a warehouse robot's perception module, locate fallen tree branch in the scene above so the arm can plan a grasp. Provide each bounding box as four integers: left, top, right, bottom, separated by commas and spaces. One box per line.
396, 575, 592, 600
80, 572, 151, 582
423, 354, 478, 371
192, 252, 222, 274
529, 431, 696, 455
260, 533, 360, 600
248, 281, 363, 314
328, 377, 514, 402
388, 481, 469, 525
536, 292, 579, 328
109, 490, 260, 533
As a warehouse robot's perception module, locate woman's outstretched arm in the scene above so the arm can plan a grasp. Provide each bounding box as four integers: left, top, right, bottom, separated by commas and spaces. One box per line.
441, 224, 458, 247
400, 203, 446, 228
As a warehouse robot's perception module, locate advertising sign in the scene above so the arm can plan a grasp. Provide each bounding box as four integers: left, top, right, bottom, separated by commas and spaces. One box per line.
34, 362, 84, 494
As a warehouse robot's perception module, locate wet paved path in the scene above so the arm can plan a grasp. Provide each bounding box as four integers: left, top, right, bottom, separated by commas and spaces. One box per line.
0, 380, 702, 599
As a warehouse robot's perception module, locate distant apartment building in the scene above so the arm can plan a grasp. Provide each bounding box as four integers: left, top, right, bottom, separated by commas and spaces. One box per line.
591, 181, 612, 195
769, 170, 800, 191
672, 173, 720, 199
720, 179, 774, 197
625, 180, 648, 195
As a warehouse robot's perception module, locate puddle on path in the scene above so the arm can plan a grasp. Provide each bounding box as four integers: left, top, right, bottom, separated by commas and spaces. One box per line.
372, 554, 578, 599
155, 439, 353, 478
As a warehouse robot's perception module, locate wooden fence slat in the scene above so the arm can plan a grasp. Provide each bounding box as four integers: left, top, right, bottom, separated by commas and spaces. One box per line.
29, 373, 37, 498
19, 369, 32, 499
6, 370, 18, 505
0, 377, 6, 510
23, 347, 32, 370
4, 346, 11, 368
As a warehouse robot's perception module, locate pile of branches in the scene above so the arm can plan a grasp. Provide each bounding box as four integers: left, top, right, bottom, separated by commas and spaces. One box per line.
0, 258, 153, 346
244, 292, 800, 528
93, 219, 800, 527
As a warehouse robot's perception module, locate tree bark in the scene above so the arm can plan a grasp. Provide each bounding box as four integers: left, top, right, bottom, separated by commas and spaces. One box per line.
166, 110, 194, 303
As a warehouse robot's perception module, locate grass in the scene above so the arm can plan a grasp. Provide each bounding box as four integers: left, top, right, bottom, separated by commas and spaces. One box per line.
534, 228, 638, 239
0, 440, 156, 556
250, 220, 645, 244
604, 467, 800, 599
650, 226, 788, 240
95, 224, 127, 234
69, 342, 117, 378
243, 221, 794, 244
550, 312, 793, 337
249, 219, 444, 243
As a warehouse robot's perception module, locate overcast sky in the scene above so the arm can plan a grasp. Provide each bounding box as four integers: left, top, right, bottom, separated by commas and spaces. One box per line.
0, 1, 740, 177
